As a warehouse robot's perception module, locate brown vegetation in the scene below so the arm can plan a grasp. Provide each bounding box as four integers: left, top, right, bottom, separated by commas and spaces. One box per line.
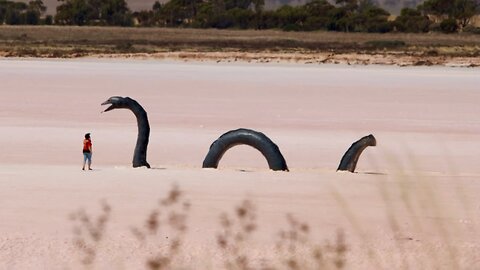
70, 186, 350, 269
68, 174, 477, 269
0, 26, 479, 66
70, 200, 112, 266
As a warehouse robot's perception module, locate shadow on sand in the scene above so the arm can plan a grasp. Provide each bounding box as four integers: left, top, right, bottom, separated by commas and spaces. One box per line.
359, 171, 388, 176
150, 167, 167, 170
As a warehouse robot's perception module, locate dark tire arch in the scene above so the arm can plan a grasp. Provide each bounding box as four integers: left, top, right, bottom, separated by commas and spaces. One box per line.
337, 134, 376, 173
202, 128, 289, 171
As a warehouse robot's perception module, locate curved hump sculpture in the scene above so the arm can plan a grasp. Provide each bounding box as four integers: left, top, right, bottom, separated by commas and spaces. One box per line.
202, 128, 289, 171
101, 96, 151, 168
337, 134, 376, 173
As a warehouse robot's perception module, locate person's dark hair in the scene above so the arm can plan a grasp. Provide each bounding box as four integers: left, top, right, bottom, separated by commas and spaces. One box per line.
85, 133, 91, 139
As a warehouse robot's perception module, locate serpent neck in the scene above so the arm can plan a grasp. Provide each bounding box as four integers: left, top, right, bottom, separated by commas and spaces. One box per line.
127, 98, 150, 167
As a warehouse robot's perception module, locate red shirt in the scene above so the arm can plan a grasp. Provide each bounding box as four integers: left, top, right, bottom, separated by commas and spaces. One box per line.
83, 139, 92, 153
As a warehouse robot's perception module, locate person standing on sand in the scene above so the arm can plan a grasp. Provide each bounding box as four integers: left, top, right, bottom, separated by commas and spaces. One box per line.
82, 133, 93, 171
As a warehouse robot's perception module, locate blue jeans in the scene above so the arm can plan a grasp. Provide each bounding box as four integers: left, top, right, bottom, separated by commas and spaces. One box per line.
83, 152, 92, 164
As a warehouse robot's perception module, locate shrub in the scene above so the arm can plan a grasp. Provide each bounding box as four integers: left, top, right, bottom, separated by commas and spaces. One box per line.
25, 10, 39, 25
394, 8, 431, 33
44, 15, 53, 25
282, 23, 302, 31
365, 40, 407, 49
440, 18, 458, 33
366, 21, 393, 33
5, 9, 24, 25
463, 25, 480, 34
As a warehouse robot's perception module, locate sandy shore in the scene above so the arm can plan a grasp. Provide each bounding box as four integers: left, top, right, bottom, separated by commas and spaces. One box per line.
90, 51, 480, 67
4, 51, 480, 67
1, 59, 479, 269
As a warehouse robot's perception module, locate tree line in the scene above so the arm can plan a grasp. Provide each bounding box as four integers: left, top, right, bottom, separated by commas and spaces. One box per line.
0, 0, 479, 33
0, 0, 50, 24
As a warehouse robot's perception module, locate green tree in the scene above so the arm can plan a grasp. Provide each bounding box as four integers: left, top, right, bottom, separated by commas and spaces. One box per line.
421, 0, 479, 28
357, 4, 391, 32
0, 0, 11, 23
151, 0, 163, 24
55, 0, 94, 25
333, 0, 358, 31
28, 0, 46, 13
224, 0, 251, 10
328, 0, 391, 32
195, 0, 229, 28
420, 0, 451, 17
55, 0, 132, 26
25, 0, 46, 24
153, 0, 161, 12
453, 0, 480, 28
25, 9, 39, 24
440, 17, 459, 32
0, 0, 46, 25
302, 0, 335, 30
226, 7, 253, 28
161, 0, 202, 26
274, 5, 307, 31
251, 0, 264, 29
99, 0, 132, 26
133, 10, 154, 26
44, 14, 53, 24
256, 9, 276, 29
5, 8, 22, 24
5, 2, 27, 24
394, 7, 431, 32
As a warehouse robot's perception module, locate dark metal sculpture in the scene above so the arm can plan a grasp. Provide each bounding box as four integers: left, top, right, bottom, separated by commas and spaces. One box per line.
202, 128, 289, 171
337, 134, 376, 173
101, 96, 151, 168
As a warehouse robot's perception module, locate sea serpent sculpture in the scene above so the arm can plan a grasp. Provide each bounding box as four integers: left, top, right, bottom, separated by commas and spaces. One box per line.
100, 96, 369, 172
337, 134, 376, 173
202, 128, 289, 171
101, 96, 151, 168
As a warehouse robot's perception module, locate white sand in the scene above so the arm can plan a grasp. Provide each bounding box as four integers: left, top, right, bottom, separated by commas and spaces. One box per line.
0, 59, 479, 269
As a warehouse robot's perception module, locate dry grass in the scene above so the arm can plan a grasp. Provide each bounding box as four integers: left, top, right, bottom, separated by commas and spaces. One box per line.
274, 215, 347, 270
68, 169, 478, 269
70, 200, 112, 266
69, 186, 350, 270
0, 26, 479, 65
216, 200, 259, 270
130, 185, 191, 270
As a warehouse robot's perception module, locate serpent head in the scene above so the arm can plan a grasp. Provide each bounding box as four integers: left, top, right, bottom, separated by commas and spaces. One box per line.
101, 96, 131, 112
365, 134, 377, 147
